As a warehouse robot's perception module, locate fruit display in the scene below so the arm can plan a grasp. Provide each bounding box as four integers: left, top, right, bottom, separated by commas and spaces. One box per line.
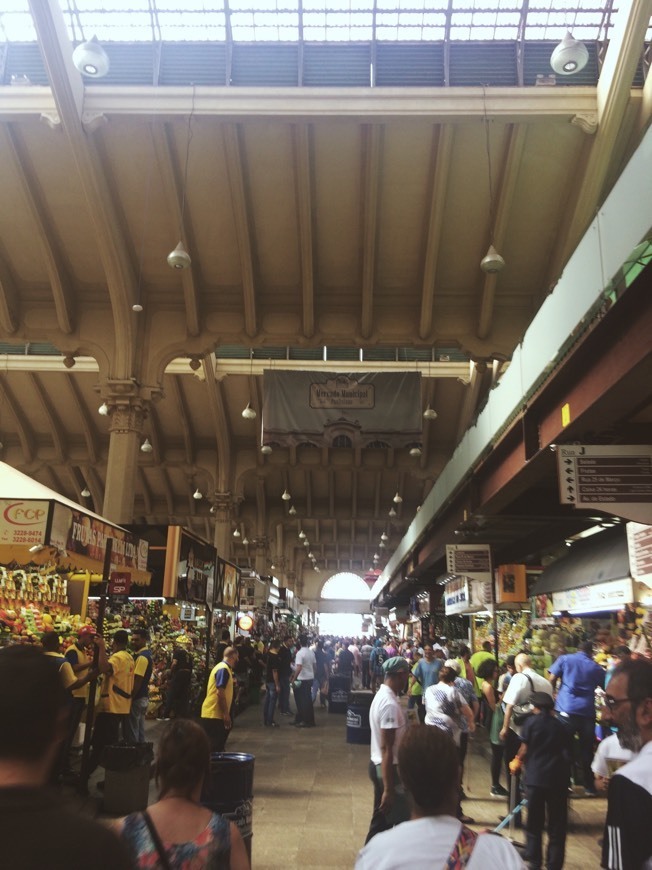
473, 610, 530, 659
0, 566, 69, 609
0, 602, 88, 647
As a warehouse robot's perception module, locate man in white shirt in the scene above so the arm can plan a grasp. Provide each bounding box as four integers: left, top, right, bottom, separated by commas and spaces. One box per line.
499, 652, 553, 826
365, 655, 410, 843
356, 724, 525, 870
292, 635, 317, 728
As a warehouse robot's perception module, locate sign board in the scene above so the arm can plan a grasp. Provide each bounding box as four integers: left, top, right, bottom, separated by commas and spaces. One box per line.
0, 499, 49, 546
446, 544, 492, 582
109, 572, 132, 597
495, 564, 527, 604
627, 522, 652, 588
557, 445, 652, 521
444, 576, 492, 615
552, 577, 633, 613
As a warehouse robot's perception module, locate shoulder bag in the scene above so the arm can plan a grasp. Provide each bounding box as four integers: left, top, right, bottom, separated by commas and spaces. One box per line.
511, 673, 535, 725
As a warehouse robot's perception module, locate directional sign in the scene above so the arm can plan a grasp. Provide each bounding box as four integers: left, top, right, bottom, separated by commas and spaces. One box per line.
557, 446, 652, 519
627, 522, 652, 587
446, 544, 492, 580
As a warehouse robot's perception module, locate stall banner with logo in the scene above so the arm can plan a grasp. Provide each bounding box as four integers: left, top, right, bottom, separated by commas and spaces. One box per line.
263, 371, 422, 449
495, 564, 527, 604
0, 499, 49, 546
50, 503, 148, 572
552, 577, 634, 613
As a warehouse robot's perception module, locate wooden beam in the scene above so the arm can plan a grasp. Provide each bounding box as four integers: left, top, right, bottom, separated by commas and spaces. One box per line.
0, 375, 36, 462
361, 124, 382, 339
169, 375, 194, 466
64, 374, 99, 464
222, 123, 257, 337
0, 258, 19, 335
27, 373, 66, 461
2, 124, 74, 335
293, 124, 315, 338
159, 466, 174, 514
202, 358, 232, 493
419, 124, 453, 339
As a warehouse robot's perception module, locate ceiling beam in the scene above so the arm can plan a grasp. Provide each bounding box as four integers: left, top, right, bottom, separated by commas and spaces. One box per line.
0, 257, 19, 334
455, 361, 484, 443
420, 124, 453, 339
0, 374, 36, 462
548, 0, 651, 277
169, 375, 194, 466
28, 1, 136, 376
151, 122, 200, 336
64, 373, 99, 464
293, 123, 315, 339
202, 358, 232, 492
477, 123, 528, 339
147, 405, 165, 466
138, 467, 153, 516
222, 123, 257, 337
27, 373, 66, 461
2, 124, 75, 335
361, 124, 382, 339
86, 464, 105, 511
159, 466, 174, 515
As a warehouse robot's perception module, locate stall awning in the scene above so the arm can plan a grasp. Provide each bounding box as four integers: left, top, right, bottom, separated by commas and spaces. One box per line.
531, 528, 629, 596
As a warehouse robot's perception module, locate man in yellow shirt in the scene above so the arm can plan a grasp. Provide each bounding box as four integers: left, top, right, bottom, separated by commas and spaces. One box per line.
64, 626, 96, 766
89, 630, 135, 776
124, 628, 153, 744
201, 646, 239, 752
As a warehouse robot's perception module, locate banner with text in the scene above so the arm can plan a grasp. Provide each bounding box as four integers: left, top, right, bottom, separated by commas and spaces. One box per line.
262, 371, 422, 449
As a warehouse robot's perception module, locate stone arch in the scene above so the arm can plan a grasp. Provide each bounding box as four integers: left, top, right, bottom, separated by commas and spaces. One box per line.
320, 571, 369, 600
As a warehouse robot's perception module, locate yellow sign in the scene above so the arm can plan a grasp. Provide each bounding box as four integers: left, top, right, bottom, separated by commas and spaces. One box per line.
561, 402, 571, 427
495, 564, 527, 604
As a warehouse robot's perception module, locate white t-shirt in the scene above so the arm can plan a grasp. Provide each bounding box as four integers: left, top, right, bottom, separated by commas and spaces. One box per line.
295, 646, 316, 681
424, 682, 466, 746
369, 684, 407, 765
592, 734, 634, 778
355, 815, 526, 870
502, 668, 553, 736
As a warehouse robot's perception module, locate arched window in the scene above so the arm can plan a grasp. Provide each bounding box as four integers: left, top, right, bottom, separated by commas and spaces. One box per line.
321, 572, 370, 600
332, 435, 352, 448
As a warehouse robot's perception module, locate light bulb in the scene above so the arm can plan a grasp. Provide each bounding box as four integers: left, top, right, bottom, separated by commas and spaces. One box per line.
299, 530, 306, 540
281, 489, 291, 501
140, 438, 153, 453
303, 540, 309, 547
288, 506, 296, 516
242, 537, 249, 546
193, 488, 202, 500
389, 507, 397, 517
380, 532, 388, 541
233, 528, 241, 538
261, 444, 272, 455
393, 492, 403, 504
81, 487, 90, 498
423, 405, 438, 420
242, 403, 257, 420
98, 402, 109, 416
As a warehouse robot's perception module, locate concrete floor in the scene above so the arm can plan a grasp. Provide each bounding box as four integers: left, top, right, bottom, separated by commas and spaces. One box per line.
223, 699, 607, 870
70, 697, 607, 868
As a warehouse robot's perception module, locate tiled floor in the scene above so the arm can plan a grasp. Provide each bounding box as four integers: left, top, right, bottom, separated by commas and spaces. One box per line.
73, 698, 607, 868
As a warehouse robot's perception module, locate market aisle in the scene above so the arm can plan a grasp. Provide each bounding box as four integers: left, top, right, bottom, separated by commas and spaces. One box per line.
221, 700, 607, 870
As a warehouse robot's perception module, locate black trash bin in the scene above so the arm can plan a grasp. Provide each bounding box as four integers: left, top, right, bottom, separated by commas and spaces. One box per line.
328, 675, 351, 713
101, 743, 153, 815
347, 691, 373, 744
202, 752, 255, 859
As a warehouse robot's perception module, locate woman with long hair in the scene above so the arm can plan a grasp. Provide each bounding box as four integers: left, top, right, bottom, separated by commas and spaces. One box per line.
115, 719, 249, 869
477, 657, 509, 797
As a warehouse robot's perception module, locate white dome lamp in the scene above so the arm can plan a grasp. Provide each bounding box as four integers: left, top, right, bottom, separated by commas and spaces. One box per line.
72, 36, 110, 78
480, 245, 505, 274
551, 31, 589, 76
167, 241, 191, 270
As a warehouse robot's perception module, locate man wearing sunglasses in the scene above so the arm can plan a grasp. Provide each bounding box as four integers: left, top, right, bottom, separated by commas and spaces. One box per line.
600, 657, 652, 870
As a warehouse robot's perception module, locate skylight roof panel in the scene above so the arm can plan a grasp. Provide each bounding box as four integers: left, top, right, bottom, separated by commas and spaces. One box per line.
0, 12, 36, 42
157, 12, 226, 40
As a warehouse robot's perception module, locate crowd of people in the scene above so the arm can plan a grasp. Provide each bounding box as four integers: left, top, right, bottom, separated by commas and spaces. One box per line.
2, 626, 652, 869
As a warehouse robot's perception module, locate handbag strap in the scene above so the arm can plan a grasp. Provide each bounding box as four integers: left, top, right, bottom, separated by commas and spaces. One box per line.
141, 811, 173, 870
523, 673, 534, 698
445, 824, 479, 869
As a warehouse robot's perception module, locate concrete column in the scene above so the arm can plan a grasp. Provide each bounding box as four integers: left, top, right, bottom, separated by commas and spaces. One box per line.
103, 400, 147, 524
212, 492, 234, 561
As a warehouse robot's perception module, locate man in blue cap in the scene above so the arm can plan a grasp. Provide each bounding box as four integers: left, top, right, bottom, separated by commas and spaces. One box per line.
365, 655, 411, 843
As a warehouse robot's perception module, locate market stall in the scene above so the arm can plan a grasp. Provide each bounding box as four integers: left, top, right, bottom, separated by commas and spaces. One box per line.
0, 462, 150, 647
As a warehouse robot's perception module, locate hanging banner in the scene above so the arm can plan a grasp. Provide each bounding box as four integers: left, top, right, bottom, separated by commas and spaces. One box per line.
552, 578, 634, 613
52, 503, 149, 572
262, 371, 422, 449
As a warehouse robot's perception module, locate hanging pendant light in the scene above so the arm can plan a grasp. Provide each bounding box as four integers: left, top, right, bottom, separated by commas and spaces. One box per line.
281, 489, 291, 501
72, 36, 110, 78
393, 492, 403, 504
193, 488, 202, 500
81, 487, 90, 498
299, 530, 306, 540
288, 505, 296, 516
233, 528, 241, 538
550, 31, 589, 76
303, 539, 310, 547
167, 90, 195, 269
242, 536, 249, 546
409, 446, 422, 457
480, 244, 505, 274
167, 240, 191, 270
261, 444, 272, 455
98, 402, 109, 416
242, 403, 256, 420
388, 506, 397, 517
140, 438, 153, 453
380, 532, 388, 542
423, 405, 438, 420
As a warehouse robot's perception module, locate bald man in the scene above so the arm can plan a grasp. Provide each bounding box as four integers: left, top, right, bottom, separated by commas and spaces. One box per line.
499, 653, 553, 826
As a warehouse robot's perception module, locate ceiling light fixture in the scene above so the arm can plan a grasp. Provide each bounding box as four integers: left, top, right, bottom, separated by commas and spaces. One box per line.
314, 565, 319, 572
270, 563, 276, 571
132, 303, 143, 313
379, 541, 386, 549
550, 31, 589, 75
72, 36, 110, 78
242, 536, 249, 546
299, 530, 306, 539
140, 438, 153, 453
393, 492, 402, 504
281, 489, 291, 501
98, 402, 109, 416
308, 551, 314, 559
167, 87, 195, 270
423, 405, 438, 420
288, 505, 296, 516
303, 539, 310, 547
480, 91, 506, 274
409, 446, 422, 457
192, 488, 202, 500
373, 553, 380, 561
81, 486, 91, 498
380, 532, 388, 541
210, 504, 216, 515
233, 528, 241, 538
261, 444, 272, 455
242, 403, 256, 420
480, 244, 506, 274
388, 507, 397, 517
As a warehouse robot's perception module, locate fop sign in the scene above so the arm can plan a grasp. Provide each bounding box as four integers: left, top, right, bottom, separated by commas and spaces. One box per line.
0, 500, 49, 545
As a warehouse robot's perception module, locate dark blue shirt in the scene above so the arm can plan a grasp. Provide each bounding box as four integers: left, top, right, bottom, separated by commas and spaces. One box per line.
520, 711, 572, 789
548, 651, 605, 717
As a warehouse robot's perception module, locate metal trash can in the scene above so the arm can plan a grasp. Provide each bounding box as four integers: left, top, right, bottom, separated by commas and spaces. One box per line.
101, 743, 153, 815
347, 691, 373, 744
202, 752, 255, 860
328, 675, 351, 713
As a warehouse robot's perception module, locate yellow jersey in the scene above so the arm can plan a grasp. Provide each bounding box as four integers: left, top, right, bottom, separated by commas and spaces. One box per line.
65, 643, 92, 699
98, 649, 135, 715
201, 661, 234, 720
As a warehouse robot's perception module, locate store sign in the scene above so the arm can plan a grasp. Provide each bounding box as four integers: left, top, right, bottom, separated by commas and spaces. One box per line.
109, 572, 131, 597
445, 577, 470, 615
627, 522, 652, 588
51, 504, 148, 571
238, 615, 254, 632
446, 544, 492, 583
552, 577, 633, 613
495, 564, 527, 604
0, 499, 49, 546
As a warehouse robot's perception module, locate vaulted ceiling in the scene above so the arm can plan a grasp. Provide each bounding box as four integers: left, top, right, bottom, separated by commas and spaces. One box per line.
0, 0, 650, 593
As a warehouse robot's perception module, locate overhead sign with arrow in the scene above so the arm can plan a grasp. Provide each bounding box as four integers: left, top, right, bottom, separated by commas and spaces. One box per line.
557, 445, 652, 523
